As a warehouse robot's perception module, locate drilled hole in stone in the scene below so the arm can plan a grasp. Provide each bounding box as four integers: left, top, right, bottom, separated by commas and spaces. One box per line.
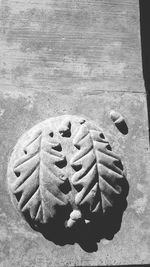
49, 132, 54, 137
106, 144, 112, 151
80, 119, 86, 125
55, 158, 67, 169
15, 191, 22, 201
60, 129, 71, 138
53, 143, 62, 152
99, 133, 105, 139
24, 149, 27, 154
14, 170, 20, 177
59, 179, 72, 194
72, 164, 82, 172
64, 130, 71, 137
73, 183, 83, 192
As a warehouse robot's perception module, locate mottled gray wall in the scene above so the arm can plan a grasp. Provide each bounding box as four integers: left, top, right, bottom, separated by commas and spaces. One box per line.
0, 0, 149, 266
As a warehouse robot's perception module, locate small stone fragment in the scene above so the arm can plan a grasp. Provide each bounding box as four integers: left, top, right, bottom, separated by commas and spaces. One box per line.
66, 218, 75, 228
85, 219, 90, 224
66, 210, 82, 228
70, 210, 82, 221
110, 110, 128, 135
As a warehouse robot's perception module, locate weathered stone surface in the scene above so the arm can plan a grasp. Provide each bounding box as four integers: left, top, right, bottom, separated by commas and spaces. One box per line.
0, 0, 149, 266
0, 0, 144, 95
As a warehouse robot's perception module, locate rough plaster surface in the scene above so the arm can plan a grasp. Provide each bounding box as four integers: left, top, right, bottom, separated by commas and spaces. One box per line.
0, 0, 149, 266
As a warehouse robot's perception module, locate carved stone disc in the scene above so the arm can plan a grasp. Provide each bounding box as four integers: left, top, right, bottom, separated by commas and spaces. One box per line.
7, 115, 129, 244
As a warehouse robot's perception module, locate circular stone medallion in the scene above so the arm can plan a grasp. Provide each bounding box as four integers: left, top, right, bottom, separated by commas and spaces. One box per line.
7, 115, 129, 245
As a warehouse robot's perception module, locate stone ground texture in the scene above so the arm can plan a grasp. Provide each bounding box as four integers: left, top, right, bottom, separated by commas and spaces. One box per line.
0, 0, 149, 266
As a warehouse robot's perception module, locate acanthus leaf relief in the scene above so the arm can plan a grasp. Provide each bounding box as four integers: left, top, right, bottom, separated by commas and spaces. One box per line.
70, 122, 128, 218
10, 128, 69, 226
7, 115, 129, 248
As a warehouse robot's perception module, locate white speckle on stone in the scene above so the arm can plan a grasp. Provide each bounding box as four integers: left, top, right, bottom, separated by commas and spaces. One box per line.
131, 196, 147, 214
102, 239, 110, 245
0, 109, 5, 116
25, 96, 34, 111
137, 183, 145, 192
85, 219, 90, 224
131, 184, 148, 214
112, 41, 122, 47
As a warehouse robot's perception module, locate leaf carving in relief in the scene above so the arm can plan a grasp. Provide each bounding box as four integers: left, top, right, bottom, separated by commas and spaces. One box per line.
70, 121, 128, 222
8, 123, 71, 229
